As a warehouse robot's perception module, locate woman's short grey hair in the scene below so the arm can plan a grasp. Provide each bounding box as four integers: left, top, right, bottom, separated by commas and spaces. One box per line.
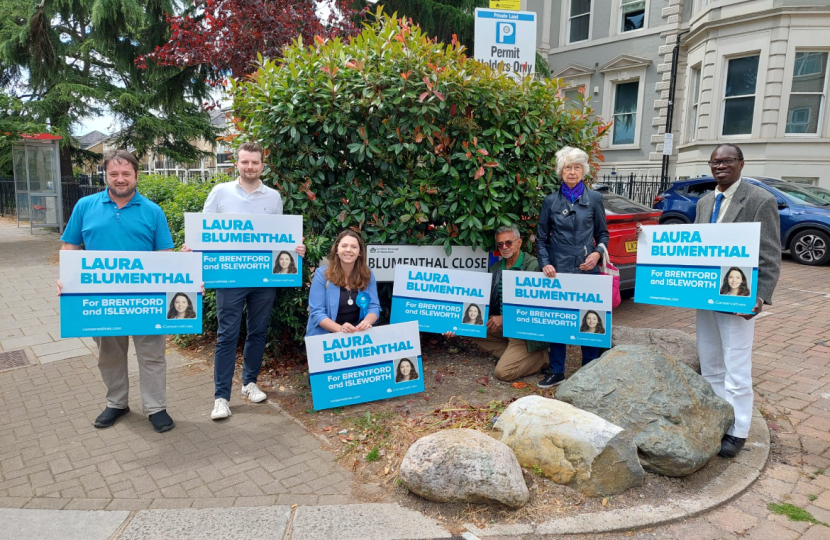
495, 224, 520, 238
555, 146, 590, 178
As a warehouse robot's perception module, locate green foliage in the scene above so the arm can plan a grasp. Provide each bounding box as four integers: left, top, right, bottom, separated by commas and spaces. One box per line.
232, 11, 608, 256
0, 0, 218, 174
767, 503, 828, 526
366, 446, 380, 462
0, 93, 47, 175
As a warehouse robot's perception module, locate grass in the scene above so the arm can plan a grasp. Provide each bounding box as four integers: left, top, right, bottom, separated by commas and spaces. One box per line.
767, 503, 829, 526
809, 494, 818, 502
366, 446, 380, 462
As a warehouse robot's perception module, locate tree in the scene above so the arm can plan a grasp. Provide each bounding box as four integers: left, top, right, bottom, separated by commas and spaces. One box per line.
137, 0, 361, 84
0, 0, 218, 175
377, 0, 551, 78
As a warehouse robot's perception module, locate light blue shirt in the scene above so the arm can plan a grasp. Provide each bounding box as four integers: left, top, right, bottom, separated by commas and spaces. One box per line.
305, 266, 381, 337
61, 190, 174, 251
203, 179, 283, 214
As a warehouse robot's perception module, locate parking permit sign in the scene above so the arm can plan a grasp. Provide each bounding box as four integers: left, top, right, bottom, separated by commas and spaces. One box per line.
474, 8, 537, 79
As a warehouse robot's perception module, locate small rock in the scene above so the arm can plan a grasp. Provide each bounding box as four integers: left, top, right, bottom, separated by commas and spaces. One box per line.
400, 428, 529, 508
557, 345, 733, 477
611, 326, 700, 373
493, 396, 643, 497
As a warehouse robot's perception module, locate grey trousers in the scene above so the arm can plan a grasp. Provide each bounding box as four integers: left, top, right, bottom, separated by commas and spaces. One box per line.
94, 335, 167, 415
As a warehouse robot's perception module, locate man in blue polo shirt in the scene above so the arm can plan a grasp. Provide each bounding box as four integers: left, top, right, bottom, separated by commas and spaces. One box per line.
57, 150, 176, 433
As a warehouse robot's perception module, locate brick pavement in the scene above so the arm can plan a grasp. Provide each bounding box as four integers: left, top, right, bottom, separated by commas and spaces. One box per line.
1, 216, 829, 538
0, 218, 355, 511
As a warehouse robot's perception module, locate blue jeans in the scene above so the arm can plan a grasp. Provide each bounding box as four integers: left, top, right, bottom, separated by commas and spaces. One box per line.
214, 287, 277, 400
548, 343, 600, 374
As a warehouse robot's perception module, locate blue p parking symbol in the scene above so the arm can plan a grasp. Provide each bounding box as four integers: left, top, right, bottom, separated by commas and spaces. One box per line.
496, 22, 516, 44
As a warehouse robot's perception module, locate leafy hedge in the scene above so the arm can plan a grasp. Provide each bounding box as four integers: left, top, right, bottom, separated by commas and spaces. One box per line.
148, 13, 609, 357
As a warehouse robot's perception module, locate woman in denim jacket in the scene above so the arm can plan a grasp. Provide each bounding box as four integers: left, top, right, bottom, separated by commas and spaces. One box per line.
306, 229, 381, 337
536, 146, 609, 389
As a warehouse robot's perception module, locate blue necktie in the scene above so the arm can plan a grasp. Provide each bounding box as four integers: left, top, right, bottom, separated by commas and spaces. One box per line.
710, 193, 724, 223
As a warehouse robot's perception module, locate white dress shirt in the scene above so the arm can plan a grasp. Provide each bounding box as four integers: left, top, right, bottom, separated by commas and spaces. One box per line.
713, 178, 741, 223
203, 178, 283, 215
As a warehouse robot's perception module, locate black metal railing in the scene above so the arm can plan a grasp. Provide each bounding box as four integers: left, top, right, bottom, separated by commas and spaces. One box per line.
595, 174, 674, 207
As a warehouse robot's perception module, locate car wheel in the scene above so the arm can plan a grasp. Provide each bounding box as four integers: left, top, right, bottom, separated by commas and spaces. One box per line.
661, 217, 687, 225
789, 229, 830, 266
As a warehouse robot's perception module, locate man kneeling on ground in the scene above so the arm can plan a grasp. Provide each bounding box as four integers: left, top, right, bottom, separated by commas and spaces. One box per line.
448, 224, 550, 381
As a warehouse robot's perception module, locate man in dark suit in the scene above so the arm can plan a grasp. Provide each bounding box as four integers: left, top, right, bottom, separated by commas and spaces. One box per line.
694, 143, 781, 458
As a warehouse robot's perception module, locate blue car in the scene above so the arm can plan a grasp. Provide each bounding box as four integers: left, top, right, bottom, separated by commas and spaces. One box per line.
653, 176, 830, 266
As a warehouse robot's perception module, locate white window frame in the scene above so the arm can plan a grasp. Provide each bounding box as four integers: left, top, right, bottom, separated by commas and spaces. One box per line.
566, 0, 592, 44
609, 0, 649, 38
686, 65, 702, 143
559, 0, 593, 47
784, 51, 829, 137
720, 54, 761, 138
601, 66, 647, 150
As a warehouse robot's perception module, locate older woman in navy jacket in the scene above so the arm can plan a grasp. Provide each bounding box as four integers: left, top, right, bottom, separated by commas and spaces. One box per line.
537, 146, 609, 389
306, 229, 380, 337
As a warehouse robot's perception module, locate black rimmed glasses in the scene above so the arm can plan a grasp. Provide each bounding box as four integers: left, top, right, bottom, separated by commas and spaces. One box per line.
707, 158, 741, 167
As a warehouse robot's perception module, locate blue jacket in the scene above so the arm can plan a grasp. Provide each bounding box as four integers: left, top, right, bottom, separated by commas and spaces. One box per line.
537, 187, 609, 275
305, 266, 381, 337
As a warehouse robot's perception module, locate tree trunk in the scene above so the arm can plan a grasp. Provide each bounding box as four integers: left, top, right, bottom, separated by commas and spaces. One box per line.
60, 143, 73, 178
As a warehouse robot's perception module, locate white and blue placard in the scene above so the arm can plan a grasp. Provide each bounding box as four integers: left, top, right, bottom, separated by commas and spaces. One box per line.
634, 223, 760, 313
59, 251, 202, 338
305, 321, 423, 411
184, 213, 303, 288
502, 271, 612, 348
474, 8, 537, 78
390, 265, 492, 338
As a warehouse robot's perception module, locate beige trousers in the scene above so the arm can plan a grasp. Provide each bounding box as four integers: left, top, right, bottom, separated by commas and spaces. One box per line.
94, 335, 167, 414
470, 329, 549, 381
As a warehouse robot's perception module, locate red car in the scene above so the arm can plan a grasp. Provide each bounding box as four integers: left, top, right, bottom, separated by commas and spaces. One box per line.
596, 188, 663, 291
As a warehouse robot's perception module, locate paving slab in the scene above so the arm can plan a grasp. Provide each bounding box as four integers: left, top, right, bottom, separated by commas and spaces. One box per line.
119, 507, 292, 540
0, 508, 129, 540
291, 504, 453, 540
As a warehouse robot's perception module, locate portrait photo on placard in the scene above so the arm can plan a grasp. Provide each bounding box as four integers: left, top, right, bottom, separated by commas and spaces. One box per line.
579, 309, 606, 335
461, 303, 485, 326
719, 266, 752, 297
166, 292, 198, 320
394, 358, 420, 383
272, 250, 298, 275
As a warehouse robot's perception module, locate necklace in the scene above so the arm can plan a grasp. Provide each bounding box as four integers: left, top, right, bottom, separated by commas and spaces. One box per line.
346, 288, 354, 306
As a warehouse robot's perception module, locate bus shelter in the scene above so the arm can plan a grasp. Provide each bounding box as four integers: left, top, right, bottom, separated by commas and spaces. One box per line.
12, 134, 63, 233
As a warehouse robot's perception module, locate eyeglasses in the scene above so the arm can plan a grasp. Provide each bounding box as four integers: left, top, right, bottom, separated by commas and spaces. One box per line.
496, 239, 519, 249
707, 158, 741, 167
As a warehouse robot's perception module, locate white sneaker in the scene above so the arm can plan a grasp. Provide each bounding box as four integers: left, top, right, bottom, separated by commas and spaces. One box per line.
241, 382, 267, 403
211, 398, 232, 420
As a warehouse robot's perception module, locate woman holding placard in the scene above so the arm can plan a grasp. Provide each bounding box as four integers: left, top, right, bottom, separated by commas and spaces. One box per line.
306, 229, 381, 336
537, 146, 610, 389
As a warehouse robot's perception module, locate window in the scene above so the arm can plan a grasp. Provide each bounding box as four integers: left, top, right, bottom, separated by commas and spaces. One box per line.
686, 181, 717, 197
785, 52, 828, 134
781, 176, 819, 186
612, 81, 639, 145
687, 67, 701, 141
569, 0, 590, 43
722, 55, 759, 136
621, 0, 645, 32
563, 87, 585, 110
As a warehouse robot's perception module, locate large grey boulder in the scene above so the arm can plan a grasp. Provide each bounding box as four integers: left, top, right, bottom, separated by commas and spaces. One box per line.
556, 345, 733, 477
399, 428, 529, 508
493, 395, 643, 497
612, 326, 700, 373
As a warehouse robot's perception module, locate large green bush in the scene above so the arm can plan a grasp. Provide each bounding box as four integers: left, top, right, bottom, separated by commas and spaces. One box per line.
231, 11, 609, 254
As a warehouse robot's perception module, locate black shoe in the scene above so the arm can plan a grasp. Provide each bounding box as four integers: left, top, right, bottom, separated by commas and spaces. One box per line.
149, 410, 175, 433
94, 406, 130, 428
541, 365, 554, 376
718, 434, 746, 458
537, 373, 565, 389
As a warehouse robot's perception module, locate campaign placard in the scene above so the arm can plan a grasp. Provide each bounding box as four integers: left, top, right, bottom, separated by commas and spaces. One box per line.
305, 322, 424, 410
502, 271, 612, 348
390, 265, 492, 338
634, 223, 760, 313
59, 251, 203, 337
184, 213, 303, 288
367, 244, 491, 282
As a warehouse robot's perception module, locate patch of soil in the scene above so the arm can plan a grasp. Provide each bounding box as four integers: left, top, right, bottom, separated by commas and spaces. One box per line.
237, 334, 745, 530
